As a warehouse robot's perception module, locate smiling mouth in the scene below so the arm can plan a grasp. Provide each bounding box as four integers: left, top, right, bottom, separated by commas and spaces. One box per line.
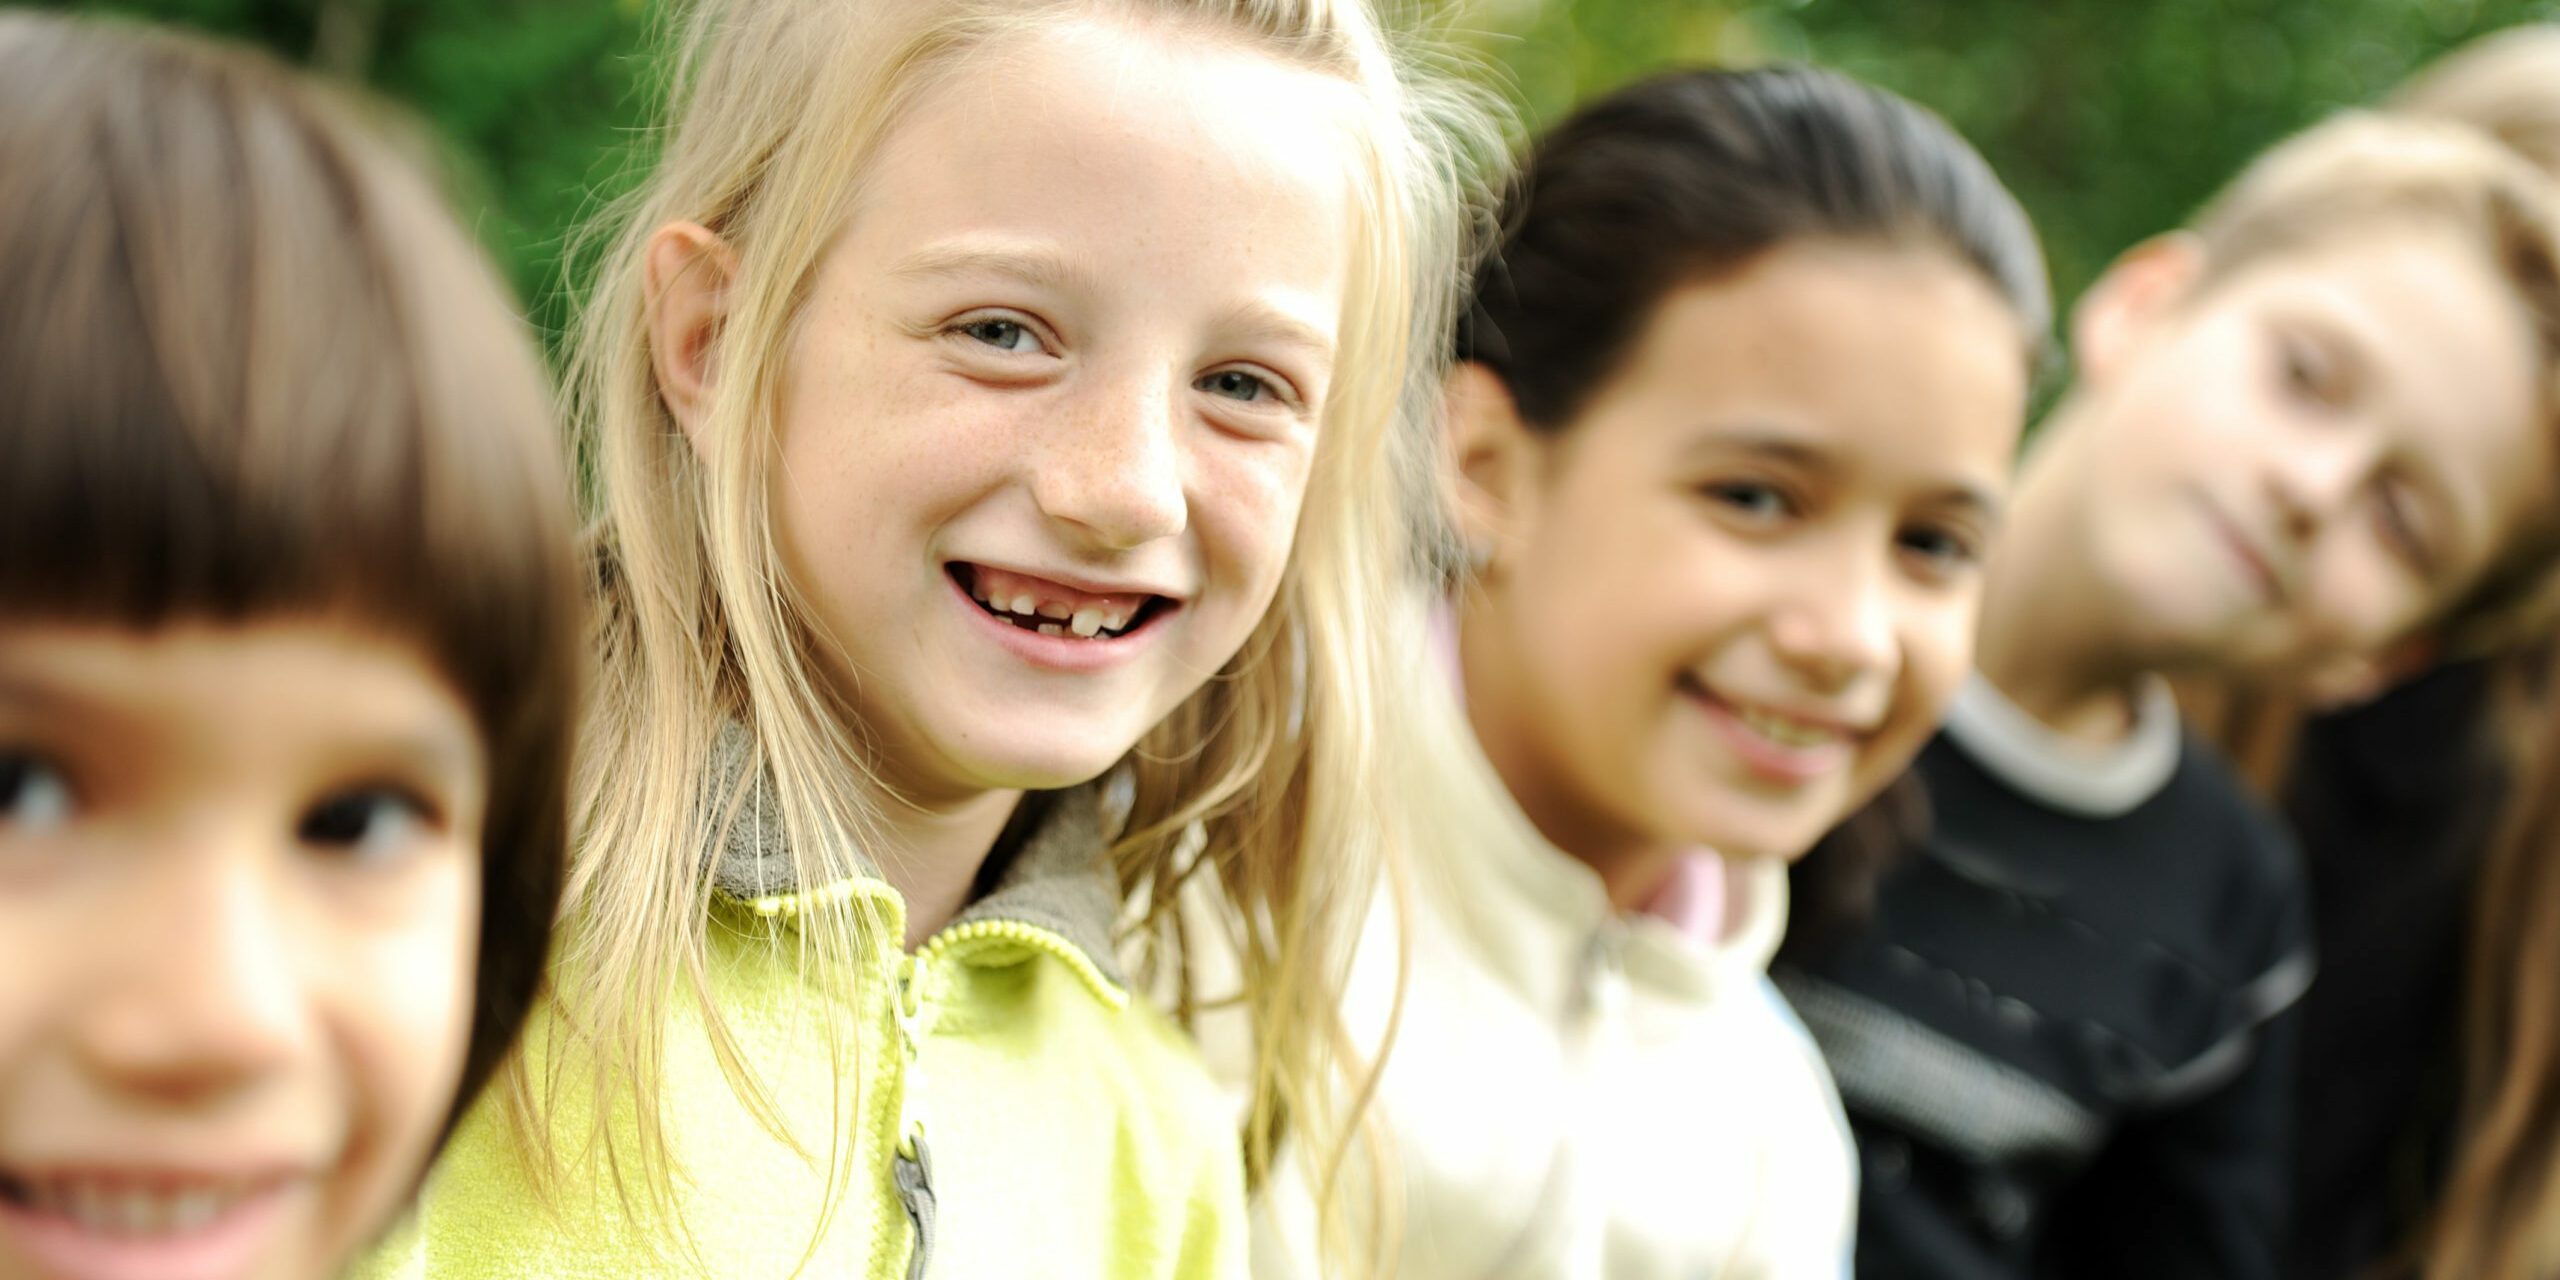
2197, 499, 2284, 604
0, 1169, 280, 1238
1677, 673, 1867, 763
948, 563, 1174, 640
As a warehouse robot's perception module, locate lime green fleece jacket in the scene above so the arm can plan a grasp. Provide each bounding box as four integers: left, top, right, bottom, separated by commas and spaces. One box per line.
361, 786, 1245, 1279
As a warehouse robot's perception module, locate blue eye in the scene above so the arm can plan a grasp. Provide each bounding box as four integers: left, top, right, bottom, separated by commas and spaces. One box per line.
956, 318, 1043, 354
1197, 369, 1277, 403
0, 752, 72, 833
298, 788, 430, 860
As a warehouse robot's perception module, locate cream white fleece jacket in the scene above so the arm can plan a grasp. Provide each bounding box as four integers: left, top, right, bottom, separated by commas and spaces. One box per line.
1251, 751, 1857, 1279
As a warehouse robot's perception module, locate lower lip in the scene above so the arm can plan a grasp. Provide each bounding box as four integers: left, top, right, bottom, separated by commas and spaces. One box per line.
947, 572, 1170, 675
0, 1186, 292, 1280
1683, 683, 1855, 788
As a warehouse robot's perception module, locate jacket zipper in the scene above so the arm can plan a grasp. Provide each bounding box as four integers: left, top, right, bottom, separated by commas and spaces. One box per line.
885, 918, 1125, 1279
892, 949, 935, 1280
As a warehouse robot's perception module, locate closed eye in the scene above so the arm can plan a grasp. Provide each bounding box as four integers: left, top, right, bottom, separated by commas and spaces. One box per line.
2372, 478, 2439, 575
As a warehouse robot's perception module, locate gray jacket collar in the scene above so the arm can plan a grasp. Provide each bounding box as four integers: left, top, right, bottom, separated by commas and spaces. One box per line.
705, 727, 1126, 987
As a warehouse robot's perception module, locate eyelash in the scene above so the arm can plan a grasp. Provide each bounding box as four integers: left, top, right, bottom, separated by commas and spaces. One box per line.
0, 749, 75, 834
2277, 330, 2351, 412
1703, 480, 1982, 581
947, 313, 1052, 357
944, 313, 1308, 426
1703, 479, 1796, 522
297, 786, 439, 860
2373, 482, 2435, 572
1898, 524, 1984, 578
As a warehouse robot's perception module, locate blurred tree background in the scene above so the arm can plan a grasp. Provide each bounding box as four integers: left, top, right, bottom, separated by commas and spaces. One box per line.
37, 0, 2560, 350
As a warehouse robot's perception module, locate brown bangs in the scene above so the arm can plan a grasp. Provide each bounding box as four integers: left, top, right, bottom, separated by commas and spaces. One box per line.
0, 13, 581, 1132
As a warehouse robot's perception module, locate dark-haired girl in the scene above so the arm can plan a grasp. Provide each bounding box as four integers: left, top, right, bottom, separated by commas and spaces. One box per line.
1254, 63, 2048, 1278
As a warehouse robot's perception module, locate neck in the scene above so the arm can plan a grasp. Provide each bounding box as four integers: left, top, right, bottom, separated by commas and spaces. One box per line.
1457, 592, 1684, 913
1976, 419, 2154, 746
864, 779, 1023, 950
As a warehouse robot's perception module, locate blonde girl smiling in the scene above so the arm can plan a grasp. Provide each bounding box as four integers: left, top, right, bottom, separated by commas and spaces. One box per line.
372, 0, 1495, 1276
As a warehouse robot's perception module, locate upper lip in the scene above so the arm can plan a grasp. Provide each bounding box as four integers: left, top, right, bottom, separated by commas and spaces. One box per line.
1687, 679, 1878, 737
2197, 497, 2288, 603
953, 559, 1189, 603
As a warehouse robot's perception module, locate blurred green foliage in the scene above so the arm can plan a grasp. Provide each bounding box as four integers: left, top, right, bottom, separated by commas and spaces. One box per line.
34, 0, 2560, 347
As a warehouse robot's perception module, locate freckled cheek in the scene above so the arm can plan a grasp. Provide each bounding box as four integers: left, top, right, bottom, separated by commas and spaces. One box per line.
1193, 442, 1316, 602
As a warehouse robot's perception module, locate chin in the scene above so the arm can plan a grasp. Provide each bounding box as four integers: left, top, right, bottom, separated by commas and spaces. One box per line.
1687, 795, 1844, 864
951, 739, 1137, 793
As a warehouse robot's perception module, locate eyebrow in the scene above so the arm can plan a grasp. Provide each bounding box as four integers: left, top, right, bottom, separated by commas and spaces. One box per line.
889, 242, 1094, 293
1220, 301, 1338, 368
1687, 426, 2006, 518
0, 665, 481, 786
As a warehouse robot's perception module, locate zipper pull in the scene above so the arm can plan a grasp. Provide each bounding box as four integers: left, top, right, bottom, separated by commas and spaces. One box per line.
892, 951, 936, 1279
894, 1125, 935, 1280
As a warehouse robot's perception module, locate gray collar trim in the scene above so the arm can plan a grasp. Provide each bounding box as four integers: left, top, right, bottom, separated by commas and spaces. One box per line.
704, 726, 1125, 987
1942, 674, 2183, 818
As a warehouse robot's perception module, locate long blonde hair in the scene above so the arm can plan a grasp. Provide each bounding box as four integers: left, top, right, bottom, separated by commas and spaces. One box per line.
519, 0, 1502, 1264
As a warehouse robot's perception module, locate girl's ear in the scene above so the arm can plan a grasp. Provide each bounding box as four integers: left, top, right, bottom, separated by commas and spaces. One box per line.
2071, 233, 2206, 388
1444, 361, 1539, 578
644, 222, 741, 455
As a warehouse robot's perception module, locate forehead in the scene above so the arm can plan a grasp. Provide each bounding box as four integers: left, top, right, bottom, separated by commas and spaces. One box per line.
844, 17, 1359, 302
0, 619, 483, 779
1574, 241, 2028, 497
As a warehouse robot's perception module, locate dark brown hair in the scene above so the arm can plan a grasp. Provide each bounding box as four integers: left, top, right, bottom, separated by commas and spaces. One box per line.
1458, 63, 2051, 431
0, 12, 581, 1141
1459, 65, 2049, 948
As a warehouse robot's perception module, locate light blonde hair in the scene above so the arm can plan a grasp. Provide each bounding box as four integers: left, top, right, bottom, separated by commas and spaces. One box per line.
2182, 110, 2560, 655
516, 0, 1502, 1269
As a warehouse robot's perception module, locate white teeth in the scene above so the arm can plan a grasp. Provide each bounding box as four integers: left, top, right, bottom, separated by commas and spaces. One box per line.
1069, 608, 1103, 637
172, 1190, 217, 1232
1036, 600, 1073, 620
1736, 706, 1831, 749
1037, 623, 1066, 636
1009, 594, 1039, 616
972, 581, 995, 604
21, 1177, 255, 1238
68, 1182, 107, 1231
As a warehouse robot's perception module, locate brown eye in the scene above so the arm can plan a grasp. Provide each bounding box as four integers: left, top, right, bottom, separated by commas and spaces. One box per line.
0, 752, 71, 833
1701, 480, 1792, 523
1897, 523, 1982, 580
298, 787, 431, 861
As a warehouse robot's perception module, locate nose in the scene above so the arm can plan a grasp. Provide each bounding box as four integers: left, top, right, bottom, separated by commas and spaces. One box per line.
2264, 427, 2380, 547
1032, 368, 1189, 551
72, 836, 308, 1105
1766, 542, 1898, 692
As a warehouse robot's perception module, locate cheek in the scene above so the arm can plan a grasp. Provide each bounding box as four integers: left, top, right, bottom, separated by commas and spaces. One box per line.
328, 860, 479, 1173
1887, 595, 1980, 737
2302, 545, 2420, 654
1195, 439, 1316, 601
